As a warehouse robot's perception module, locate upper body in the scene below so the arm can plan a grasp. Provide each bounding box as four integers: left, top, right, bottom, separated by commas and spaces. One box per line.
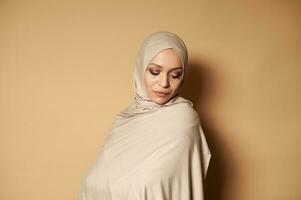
78, 31, 211, 200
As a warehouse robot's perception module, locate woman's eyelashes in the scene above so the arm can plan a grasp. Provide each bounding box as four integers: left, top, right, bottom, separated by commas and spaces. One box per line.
148, 69, 182, 79
149, 69, 160, 76
170, 72, 182, 79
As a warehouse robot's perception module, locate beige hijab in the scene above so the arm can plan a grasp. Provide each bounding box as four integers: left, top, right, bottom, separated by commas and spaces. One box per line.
78, 31, 211, 200
117, 31, 192, 118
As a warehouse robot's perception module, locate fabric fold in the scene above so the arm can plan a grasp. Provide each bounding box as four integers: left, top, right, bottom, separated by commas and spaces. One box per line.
79, 103, 211, 200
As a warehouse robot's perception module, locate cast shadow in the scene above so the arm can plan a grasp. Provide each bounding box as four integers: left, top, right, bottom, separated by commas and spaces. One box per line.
181, 59, 232, 200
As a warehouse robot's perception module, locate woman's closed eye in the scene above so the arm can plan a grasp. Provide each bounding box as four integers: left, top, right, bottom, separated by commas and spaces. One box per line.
149, 69, 182, 79
149, 70, 160, 76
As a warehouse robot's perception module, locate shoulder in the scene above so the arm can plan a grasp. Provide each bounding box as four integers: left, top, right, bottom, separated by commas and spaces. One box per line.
155, 102, 200, 125
153, 102, 201, 141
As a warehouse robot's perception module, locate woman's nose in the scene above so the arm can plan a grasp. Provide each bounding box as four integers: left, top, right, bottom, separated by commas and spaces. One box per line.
159, 74, 170, 88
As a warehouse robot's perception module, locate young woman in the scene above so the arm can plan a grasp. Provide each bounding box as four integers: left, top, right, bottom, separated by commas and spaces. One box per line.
78, 31, 211, 200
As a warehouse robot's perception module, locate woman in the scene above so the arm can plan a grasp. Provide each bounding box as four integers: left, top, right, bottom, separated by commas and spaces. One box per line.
78, 31, 211, 200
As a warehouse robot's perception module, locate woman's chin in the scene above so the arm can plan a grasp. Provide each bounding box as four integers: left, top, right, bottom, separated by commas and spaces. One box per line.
151, 96, 171, 105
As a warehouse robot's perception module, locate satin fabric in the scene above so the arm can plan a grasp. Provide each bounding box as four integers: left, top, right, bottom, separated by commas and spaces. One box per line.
78, 31, 211, 200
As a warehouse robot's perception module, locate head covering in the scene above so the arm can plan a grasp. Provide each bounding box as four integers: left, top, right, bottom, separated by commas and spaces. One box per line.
78, 31, 211, 200
117, 31, 193, 119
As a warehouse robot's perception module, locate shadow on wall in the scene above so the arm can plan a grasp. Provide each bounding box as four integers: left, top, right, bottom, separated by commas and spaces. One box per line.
181, 59, 234, 200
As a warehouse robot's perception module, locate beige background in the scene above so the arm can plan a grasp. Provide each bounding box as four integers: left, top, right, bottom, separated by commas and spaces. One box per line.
1, 1, 300, 200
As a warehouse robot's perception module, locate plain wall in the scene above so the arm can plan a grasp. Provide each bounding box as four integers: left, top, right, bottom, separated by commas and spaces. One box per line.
1, 1, 300, 200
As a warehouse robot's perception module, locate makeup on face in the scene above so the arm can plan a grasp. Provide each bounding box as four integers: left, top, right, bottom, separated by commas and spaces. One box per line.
147, 64, 183, 80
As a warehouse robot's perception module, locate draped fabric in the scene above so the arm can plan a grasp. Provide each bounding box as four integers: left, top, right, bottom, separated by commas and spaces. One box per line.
78, 32, 211, 200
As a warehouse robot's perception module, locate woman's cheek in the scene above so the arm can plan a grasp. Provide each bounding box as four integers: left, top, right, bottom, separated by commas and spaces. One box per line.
171, 79, 181, 89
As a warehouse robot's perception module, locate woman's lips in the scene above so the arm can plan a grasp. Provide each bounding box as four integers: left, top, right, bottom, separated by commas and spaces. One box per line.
154, 91, 170, 97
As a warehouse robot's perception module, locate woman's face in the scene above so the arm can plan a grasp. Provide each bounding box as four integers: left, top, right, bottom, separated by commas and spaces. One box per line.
144, 48, 184, 105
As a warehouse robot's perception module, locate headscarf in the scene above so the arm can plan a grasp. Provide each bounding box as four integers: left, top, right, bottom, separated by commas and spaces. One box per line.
78, 31, 211, 200
116, 31, 193, 119
114, 30, 211, 177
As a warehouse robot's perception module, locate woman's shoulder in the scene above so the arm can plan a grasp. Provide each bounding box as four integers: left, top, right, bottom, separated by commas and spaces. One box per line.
157, 101, 200, 123
151, 102, 201, 141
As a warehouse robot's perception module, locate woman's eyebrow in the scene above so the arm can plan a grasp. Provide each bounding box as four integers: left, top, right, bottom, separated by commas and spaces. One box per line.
149, 63, 163, 68
149, 62, 183, 71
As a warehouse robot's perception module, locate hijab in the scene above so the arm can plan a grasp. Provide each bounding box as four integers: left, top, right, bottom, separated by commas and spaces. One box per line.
78, 31, 211, 200
115, 30, 211, 177
116, 31, 193, 119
